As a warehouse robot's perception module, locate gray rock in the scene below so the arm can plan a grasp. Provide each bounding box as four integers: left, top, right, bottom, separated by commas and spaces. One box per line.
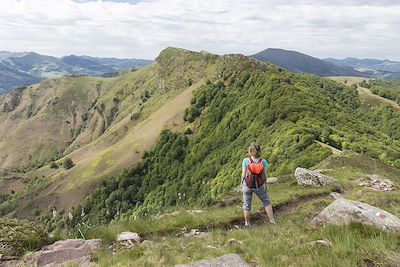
311, 198, 400, 232
21, 239, 101, 267
295, 167, 342, 190
175, 253, 251, 267
116, 232, 142, 243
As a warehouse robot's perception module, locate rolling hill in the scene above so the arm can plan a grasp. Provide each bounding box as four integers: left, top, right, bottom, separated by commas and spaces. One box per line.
0, 52, 153, 94
252, 48, 369, 77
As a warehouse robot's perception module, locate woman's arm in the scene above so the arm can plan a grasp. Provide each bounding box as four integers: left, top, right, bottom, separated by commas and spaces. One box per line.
241, 165, 246, 181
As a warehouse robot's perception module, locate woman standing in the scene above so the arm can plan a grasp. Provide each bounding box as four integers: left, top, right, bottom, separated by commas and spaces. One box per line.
241, 143, 275, 228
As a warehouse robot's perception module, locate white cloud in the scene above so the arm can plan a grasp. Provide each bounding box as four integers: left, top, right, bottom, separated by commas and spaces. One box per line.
0, 0, 399, 60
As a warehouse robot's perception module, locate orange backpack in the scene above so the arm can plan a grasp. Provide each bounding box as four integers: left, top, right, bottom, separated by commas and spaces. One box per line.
245, 158, 266, 189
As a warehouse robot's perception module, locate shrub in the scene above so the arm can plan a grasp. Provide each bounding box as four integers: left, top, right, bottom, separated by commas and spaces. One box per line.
49, 161, 59, 169
0, 218, 49, 256
63, 158, 74, 169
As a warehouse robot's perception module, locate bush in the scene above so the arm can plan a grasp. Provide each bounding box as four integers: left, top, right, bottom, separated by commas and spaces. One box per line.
0, 218, 49, 256
63, 158, 74, 169
49, 161, 59, 169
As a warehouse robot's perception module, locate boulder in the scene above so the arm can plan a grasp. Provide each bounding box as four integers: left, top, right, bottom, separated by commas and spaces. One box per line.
295, 167, 342, 190
23, 239, 101, 267
266, 177, 278, 184
175, 253, 251, 267
116, 232, 142, 243
311, 198, 400, 232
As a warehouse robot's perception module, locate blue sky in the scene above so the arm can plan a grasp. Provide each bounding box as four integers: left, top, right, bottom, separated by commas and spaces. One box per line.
0, 0, 399, 60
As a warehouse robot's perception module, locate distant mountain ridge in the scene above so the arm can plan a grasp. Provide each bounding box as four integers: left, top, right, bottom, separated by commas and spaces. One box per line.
251, 48, 369, 77
325, 57, 400, 79
0, 51, 153, 94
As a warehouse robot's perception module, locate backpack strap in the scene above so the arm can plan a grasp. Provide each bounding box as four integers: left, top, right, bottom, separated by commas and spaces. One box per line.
248, 157, 253, 164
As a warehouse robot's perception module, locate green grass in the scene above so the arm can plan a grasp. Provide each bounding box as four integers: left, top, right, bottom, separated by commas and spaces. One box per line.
93, 198, 400, 267
85, 153, 400, 266
73, 177, 334, 244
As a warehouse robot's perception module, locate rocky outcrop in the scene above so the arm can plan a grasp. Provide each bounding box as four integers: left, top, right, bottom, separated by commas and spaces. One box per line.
19, 239, 101, 267
295, 167, 342, 190
175, 253, 251, 267
311, 198, 400, 232
357, 175, 395, 191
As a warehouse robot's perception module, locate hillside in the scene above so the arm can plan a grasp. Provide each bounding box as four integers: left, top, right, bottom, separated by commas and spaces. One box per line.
0, 47, 272, 218
0, 52, 152, 94
52, 50, 400, 228
1, 48, 400, 266
252, 48, 368, 77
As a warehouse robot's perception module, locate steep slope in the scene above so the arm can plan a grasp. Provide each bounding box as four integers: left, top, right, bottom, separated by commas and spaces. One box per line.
252, 48, 368, 77
1, 47, 270, 217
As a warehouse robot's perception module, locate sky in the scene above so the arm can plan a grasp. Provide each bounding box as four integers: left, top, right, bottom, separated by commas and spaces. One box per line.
0, 0, 399, 60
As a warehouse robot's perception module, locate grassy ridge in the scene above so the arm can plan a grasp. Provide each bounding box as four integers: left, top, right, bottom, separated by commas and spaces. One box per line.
54, 53, 400, 230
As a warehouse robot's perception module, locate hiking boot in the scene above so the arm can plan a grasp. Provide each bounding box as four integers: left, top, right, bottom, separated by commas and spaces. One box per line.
243, 223, 251, 229
269, 218, 276, 224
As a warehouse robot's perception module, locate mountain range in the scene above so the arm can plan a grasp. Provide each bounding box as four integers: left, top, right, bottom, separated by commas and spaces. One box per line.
251, 48, 369, 77
0, 51, 153, 94
325, 57, 400, 79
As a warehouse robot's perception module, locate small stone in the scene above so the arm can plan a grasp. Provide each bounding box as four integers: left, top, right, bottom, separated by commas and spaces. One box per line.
308, 239, 333, 248
227, 238, 242, 245
266, 177, 278, 184
116, 232, 142, 243
186, 210, 205, 214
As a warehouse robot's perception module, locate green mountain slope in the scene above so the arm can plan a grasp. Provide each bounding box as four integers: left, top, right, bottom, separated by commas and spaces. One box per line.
60, 51, 400, 227
0, 48, 272, 218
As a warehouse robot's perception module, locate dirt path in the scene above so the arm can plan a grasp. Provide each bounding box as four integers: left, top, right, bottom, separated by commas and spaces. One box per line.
185, 192, 334, 234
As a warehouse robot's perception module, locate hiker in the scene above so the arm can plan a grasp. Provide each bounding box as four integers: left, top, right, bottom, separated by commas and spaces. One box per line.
241, 143, 275, 228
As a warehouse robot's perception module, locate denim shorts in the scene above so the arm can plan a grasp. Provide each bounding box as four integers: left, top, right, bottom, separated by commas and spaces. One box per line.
242, 181, 271, 211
